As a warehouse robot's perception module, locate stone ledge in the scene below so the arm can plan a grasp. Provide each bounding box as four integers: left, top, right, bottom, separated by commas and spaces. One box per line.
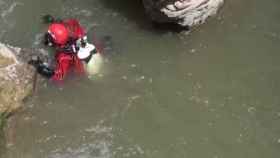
0, 43, 34, 114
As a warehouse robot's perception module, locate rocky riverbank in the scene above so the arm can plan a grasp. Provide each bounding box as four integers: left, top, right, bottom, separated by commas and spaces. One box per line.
0, 43, 50, 130
0, 43, 34, 115
0, 43, 50, 155
0, 43, 34, 153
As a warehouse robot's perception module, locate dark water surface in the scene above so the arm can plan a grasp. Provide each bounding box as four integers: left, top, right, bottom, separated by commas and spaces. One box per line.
1, 0, 280, 157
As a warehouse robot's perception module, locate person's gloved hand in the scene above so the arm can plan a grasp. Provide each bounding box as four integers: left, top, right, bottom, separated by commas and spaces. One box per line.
44, 33, 54, 46
37, 63, 54, 78
81, 36, 88, 48
28, 56, 54, 78
76, 36, 88, 48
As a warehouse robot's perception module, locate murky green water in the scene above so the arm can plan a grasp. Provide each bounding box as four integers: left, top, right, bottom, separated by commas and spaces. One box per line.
1, 0, 280, 157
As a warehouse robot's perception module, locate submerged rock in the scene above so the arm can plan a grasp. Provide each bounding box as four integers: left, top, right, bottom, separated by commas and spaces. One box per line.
0, 43, 35, 114
142, 0, 224, 27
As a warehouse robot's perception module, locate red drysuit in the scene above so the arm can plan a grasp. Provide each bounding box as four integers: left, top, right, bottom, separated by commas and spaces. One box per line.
50, 19, 86, 81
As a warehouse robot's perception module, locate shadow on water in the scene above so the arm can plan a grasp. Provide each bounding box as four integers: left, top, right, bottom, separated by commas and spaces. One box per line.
99, 0, 189, 33
99, 0, 148, 25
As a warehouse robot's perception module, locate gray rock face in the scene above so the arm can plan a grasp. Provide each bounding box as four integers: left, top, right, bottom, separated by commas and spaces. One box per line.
142, 0, 224, 27
0, 43, 45, 113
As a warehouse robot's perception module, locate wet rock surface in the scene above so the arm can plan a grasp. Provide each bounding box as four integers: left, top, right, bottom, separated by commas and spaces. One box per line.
142, 0, 224, 27
0, 43, 47, 114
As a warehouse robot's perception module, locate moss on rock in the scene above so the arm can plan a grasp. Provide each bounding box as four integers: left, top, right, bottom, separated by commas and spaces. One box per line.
0, 113, 7, 156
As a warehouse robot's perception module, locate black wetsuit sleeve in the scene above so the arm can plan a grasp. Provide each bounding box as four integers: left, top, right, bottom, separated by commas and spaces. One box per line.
44, 33, 54, 46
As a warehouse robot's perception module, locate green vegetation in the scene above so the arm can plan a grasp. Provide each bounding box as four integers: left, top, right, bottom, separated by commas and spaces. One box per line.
0, 112, 6, 156
0, 112, 8, 130
0, 113, 7, 141
0, 112, 8, 138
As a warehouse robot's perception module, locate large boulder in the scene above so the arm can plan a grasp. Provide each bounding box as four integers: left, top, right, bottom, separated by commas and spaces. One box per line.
0, 43, 35, 114
142, 0, 224, 27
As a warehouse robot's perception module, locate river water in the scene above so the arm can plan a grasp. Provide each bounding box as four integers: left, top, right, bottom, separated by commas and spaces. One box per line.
1, 0, 280, 157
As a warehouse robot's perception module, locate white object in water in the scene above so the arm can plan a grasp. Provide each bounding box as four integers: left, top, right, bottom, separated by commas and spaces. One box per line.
77, 43, 95, 60
77, 42, 104, 76
86, 53, 103, 76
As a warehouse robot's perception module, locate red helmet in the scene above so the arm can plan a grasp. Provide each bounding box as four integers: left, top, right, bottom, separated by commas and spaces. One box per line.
48, 23, 69, 45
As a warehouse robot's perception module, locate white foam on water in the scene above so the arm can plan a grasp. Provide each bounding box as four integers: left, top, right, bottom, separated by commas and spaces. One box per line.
76, 9, 93, 17
0, 2, 24, 31
48, 122, 113, 158
62, 6, 93, 18
48, 141, 112, 158
1, 2, 23, 19
32, 33, 44, 47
